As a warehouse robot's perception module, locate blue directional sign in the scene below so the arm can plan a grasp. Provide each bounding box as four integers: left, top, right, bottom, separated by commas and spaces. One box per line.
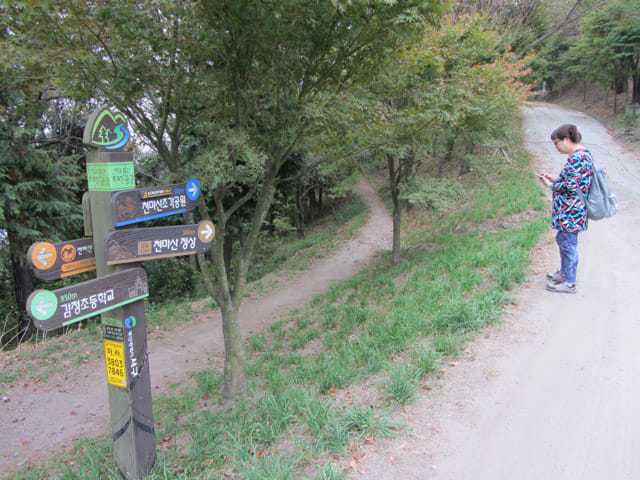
111, 179, 202, 227
185, 179, 200, 201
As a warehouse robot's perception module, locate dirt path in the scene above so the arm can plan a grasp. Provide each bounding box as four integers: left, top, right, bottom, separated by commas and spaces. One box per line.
350, 102, 640, 479
0, 179, 392, 473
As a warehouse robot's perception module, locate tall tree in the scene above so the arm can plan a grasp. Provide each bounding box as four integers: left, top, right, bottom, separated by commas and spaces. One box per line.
4, 0, 445, 398
0, 62, 84, 342
192, 0, 445, 397
355, 16, 530, 265
570, 0, 640, 106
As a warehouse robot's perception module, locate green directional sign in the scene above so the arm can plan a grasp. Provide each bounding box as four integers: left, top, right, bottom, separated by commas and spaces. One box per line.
26, 268, 148, 332
29, 290, 58, 321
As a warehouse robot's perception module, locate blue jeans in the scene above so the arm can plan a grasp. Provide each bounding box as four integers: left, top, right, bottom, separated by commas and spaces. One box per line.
556, 231, 579, 284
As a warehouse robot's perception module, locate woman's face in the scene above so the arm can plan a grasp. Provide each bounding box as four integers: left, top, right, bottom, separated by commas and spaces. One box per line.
553, 137, 571, 154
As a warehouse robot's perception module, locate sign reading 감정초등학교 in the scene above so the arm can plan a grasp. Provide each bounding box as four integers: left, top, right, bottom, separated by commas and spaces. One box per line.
111, 179, 201, 227
26, 268, 148, 332
105, 220, 215, 265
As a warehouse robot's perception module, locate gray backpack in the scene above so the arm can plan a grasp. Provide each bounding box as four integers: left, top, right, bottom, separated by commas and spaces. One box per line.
577, 163, 617, 220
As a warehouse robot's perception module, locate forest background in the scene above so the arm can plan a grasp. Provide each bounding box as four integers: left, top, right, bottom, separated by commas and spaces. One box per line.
1, 0, 639, 415
1, 0, 640, 478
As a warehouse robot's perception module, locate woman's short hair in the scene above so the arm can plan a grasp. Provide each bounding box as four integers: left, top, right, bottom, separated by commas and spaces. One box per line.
551, 124, 582, 143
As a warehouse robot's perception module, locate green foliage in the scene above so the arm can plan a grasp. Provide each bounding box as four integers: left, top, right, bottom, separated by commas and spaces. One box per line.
145, 257, 198, 304
401, 176, 465, 212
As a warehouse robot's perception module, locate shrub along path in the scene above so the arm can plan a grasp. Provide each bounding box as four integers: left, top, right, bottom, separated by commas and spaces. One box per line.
0, 179, 393, 473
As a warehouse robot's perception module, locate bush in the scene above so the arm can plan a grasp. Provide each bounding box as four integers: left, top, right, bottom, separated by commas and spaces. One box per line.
145, 257, 199, 304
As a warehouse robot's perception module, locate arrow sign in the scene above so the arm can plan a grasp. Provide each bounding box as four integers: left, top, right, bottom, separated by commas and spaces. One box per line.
26, 268, 148, 332
28, 238, 96, 281
111, 179, 202, 227
105, 220, 215, 265
36, 247, 54, 266
199, 221, 214, 241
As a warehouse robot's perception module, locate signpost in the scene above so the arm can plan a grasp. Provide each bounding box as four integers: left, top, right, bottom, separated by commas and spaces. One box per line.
111, 179, 202, 227
27, 238, 95, 281
24, 107, 215, 480
105, 220, 215, 265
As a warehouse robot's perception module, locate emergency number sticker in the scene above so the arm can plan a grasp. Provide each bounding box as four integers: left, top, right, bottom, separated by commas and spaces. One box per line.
104, 340, 127, 388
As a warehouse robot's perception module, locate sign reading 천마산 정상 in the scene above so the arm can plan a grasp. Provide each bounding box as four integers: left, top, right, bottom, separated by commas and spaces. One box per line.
105, 220, 215, 265
26, 268, 148, 332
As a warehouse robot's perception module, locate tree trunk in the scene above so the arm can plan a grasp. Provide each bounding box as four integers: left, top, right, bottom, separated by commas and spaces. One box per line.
220, 300, 246, 400
295, 178, 305, 237
439, 135, 455, 178
8, 238, 35, 340
387, 154, 402, 266
309, 188, 317, 222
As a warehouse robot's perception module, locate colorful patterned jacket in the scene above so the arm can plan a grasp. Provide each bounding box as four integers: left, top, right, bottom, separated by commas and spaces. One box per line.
550, 149, 593, 233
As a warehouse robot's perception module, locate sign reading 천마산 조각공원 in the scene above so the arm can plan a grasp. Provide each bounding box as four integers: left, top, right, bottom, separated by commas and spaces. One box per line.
111, 179, 202, 227
26, 267, 148, 332
27, 237, 96, 281
105, 220, 215, 265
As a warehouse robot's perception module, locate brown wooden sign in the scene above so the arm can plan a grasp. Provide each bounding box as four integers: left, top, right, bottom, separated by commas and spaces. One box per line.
26, 268, 148, 332
27, 238, 96, 281
105, 220, 215, 265
111, 179, 201, 227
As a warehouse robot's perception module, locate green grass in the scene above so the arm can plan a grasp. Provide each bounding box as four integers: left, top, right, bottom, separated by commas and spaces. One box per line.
4, 138, 549, 479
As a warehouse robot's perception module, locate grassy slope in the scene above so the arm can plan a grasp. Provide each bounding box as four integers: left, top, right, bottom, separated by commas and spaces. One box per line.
5, 126, 550, 480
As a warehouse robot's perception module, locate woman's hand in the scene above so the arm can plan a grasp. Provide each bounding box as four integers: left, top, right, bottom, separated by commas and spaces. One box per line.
536, 172, 553, 188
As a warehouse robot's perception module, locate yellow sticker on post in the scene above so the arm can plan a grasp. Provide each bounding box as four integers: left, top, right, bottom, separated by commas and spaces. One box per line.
104, 340, 127, 388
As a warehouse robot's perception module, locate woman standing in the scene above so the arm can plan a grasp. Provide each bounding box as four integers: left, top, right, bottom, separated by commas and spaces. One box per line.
537, 124, 593, 293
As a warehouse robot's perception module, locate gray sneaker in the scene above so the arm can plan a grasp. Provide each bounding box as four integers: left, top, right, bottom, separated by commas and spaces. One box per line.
546, 282, 576, 294
546, 270, 563, 283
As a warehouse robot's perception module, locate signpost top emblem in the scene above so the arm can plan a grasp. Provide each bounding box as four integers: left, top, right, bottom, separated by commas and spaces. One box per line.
83, 107, 131, 151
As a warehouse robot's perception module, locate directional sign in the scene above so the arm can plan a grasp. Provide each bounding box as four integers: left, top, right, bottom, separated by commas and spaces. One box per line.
28, 238, 96, 281
26, 268, 148, 332
111, 179, 201, 227
105, 220, 214, 265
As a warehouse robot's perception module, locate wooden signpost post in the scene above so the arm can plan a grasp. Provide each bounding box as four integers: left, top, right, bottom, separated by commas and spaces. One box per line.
24, 107, 214, 480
